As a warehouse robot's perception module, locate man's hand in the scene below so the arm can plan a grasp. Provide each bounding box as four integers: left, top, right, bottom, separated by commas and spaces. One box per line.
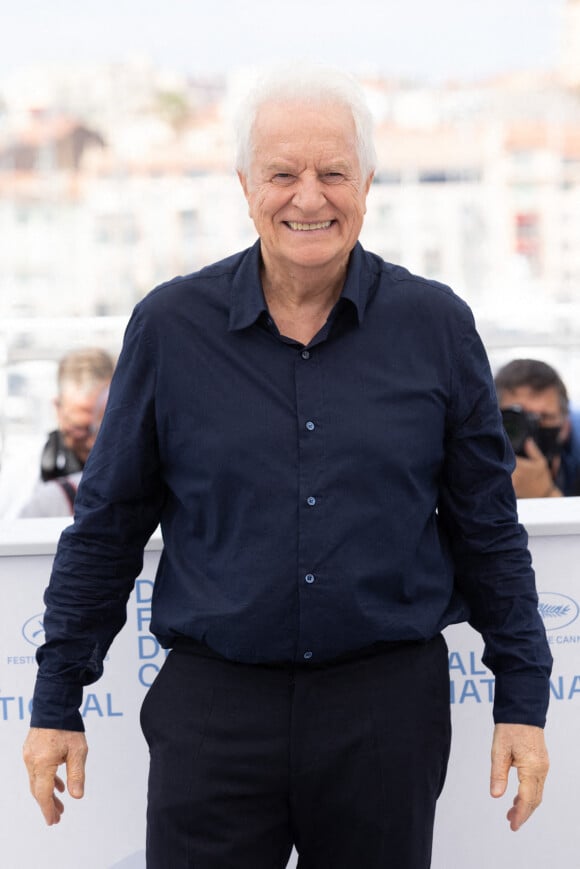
511, 438, 561, 498
490, 722, 549, 831
23, 727, 88, 825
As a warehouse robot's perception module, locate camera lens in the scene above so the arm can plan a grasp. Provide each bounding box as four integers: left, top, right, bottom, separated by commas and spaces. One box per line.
500, 406, 538, 456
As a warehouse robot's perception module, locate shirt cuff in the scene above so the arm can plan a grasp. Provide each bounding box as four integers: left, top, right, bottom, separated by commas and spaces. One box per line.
30, 677, 85, 732
492, 671, 550, 728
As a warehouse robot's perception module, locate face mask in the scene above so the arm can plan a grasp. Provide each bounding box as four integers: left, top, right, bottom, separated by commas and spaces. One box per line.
535, 426, 563, 462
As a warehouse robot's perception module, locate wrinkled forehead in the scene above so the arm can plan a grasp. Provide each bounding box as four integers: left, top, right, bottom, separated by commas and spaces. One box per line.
248, 101, 362, 185
252, 98, 357, 146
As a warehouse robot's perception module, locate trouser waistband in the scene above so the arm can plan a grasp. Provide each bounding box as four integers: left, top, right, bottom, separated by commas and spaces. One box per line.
171, 634, 437, 671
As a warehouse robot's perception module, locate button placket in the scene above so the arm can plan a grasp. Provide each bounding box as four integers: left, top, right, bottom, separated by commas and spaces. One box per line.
295, 343, 325, 664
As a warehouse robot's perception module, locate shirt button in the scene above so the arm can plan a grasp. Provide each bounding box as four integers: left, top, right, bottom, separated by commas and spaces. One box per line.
305, 573, 315, 584
306, 496, 316, 506
305, 421, 315, 431
301, 349, 310, 360
303, 651, 313, 660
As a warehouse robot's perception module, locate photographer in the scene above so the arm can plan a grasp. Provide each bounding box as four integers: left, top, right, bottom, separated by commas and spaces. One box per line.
17, 348, 113, 517
40, 347, 114, 482
495, 358, 580, 498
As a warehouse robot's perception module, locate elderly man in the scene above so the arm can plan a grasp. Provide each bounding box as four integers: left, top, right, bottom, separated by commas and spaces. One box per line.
24, 67, 550, 869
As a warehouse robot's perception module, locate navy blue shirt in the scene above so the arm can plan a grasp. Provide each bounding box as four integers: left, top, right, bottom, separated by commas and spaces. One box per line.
32, 241, 552, 731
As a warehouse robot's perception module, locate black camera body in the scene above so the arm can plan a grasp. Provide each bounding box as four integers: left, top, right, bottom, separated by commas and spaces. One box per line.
500, 405, 540, 457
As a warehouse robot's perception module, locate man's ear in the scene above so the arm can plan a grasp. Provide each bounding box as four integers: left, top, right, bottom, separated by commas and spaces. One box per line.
237, 170, 250, 199
560, 416, 572, 443
361, 172, 374, 215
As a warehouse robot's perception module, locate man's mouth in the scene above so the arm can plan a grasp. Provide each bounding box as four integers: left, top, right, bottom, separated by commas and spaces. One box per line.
285, 220, 333, 231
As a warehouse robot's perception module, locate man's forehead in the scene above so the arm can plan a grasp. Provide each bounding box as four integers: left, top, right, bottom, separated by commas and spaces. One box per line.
59, 384, 108, 407
251, 101, 359, 170
254, 99, 355, 134
502, 385, 561, 409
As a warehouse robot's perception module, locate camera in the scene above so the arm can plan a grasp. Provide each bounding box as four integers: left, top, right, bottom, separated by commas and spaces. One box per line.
500, 405, 540, 456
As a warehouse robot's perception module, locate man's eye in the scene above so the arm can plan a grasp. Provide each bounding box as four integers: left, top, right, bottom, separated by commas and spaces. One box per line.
272, 173, 294, 184
323, 172, 344, 182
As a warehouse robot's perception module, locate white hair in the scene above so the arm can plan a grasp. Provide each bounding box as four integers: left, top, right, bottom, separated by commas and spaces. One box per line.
234, 63, 377, 182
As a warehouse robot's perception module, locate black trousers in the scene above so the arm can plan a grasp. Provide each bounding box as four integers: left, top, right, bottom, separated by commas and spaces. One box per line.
140, 634, 451, 869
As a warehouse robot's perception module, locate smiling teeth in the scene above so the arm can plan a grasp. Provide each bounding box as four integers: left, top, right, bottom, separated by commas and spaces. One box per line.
287, 221, 332, 231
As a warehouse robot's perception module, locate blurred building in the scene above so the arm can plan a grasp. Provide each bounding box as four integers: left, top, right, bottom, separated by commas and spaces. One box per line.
0, 28, 579, 319
1, 4, 580, 508
561, 0, 580, 86
363, 72, 580, 307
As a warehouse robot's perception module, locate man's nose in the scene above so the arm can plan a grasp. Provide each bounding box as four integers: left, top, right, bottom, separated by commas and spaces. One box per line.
292, 175, 326, 210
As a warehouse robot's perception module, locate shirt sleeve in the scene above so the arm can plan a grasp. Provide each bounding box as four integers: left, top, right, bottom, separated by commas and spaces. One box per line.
437, 303, 552, 727
31, 308, 165, 731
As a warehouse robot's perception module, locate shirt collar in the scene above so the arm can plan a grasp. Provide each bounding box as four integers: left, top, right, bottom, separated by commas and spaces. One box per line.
339, 242, 373, 325
228, 241, 268, 332
228, 239, 375, 332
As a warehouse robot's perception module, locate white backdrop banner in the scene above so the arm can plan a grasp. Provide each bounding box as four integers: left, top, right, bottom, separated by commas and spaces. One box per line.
1, 500, 579, 868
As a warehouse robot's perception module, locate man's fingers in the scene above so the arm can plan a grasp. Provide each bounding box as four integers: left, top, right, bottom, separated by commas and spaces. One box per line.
490, 723, 549, 831
506, 788, 541, 832
489, 737, 510, 798
22, 727, 89, 824
490, 773, 508, 798
28, 766, 64, 825
523, 437, 543, 459
511, 767, 545, 829
66, 743, 87, 799
43, 794, 65, 826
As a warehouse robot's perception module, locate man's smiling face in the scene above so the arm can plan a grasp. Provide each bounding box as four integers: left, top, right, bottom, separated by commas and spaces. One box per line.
238, 99, 373, 278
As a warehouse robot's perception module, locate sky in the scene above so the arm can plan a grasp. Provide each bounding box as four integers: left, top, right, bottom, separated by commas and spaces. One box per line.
1, 0, 567, 84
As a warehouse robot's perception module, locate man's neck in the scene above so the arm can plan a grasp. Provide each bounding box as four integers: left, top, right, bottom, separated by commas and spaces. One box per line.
260, 258, 348, 345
